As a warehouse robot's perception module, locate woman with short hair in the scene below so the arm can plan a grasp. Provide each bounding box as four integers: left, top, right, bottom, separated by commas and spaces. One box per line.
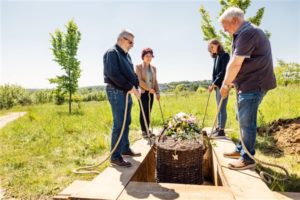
135, 48, 160, 138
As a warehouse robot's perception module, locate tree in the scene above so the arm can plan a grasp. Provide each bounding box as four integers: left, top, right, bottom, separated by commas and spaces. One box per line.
199, 0, 270, 53
50, 19, 81, 114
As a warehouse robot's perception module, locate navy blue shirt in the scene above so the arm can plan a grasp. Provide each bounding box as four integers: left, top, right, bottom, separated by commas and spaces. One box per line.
232, 21, 276, 92
103, 44, 139, 91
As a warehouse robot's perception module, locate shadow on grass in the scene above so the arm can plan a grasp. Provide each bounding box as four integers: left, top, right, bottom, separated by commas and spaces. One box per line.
228, 132, 284, 158
255, 135, 284, 158
56, 110, 84, 116
256, 164, 300, 192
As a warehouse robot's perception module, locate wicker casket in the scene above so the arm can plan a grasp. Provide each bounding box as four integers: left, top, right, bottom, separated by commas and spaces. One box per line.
156, 112, 204, 184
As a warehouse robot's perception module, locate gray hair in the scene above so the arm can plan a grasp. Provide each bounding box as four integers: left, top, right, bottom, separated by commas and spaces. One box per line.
218, 7, 244, 22
117, 29, 134, 40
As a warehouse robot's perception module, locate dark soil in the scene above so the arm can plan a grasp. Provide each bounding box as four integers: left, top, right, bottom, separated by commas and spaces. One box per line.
257, 117, 300, 155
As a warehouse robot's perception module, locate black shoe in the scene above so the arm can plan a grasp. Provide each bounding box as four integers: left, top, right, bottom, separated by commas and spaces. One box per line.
122, 149, 141, 157
212, 127, 219, 134
110, 157, 132, 167
211, 129, 226, 138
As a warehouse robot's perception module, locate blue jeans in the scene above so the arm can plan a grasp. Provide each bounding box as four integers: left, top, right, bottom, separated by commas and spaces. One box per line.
235, 91, 266, 161
215, 88, 228, 129
106, 85, 132, 160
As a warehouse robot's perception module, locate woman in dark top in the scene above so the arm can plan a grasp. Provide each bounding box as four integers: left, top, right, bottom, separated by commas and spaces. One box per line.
207, 39, 230, 137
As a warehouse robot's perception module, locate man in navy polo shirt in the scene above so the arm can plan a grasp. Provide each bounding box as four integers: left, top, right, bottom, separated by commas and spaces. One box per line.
219, 7, 276, 170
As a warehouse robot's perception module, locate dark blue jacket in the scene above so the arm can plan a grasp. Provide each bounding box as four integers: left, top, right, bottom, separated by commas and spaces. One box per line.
103, 44, 139, 91
212, 52, 230, 88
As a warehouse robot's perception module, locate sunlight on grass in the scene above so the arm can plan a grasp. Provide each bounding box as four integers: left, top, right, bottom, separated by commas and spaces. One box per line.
0, 85, 299, 198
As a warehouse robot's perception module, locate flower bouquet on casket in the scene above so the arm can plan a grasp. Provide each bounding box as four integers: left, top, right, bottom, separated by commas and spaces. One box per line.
156, 112, 204, 184
165, 112, 201, 141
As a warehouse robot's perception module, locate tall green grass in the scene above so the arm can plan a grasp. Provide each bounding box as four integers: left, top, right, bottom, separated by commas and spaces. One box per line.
0, 85, 299, 198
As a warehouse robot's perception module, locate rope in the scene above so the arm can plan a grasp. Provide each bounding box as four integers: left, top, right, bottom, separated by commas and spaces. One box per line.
73, 91, 152, 174
139, 93, 152, 144
233, 91, 289, 183
158, 100, 165, 125
201, 92, 211, 129
148, 92, 152, 135
208, 88, 289, 183
209, 97, 224, 136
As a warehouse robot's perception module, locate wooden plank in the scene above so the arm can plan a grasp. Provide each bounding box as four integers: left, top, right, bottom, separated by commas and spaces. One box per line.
118, 181, 235, 200
52, 180, 90, 200
273, 192, 300, 200
203, 127, 277, 200
70, 138, 153, 200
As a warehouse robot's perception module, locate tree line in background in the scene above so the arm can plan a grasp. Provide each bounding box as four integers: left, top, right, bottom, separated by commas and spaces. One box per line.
0, 63, 299, 110
0, 86, 107, 110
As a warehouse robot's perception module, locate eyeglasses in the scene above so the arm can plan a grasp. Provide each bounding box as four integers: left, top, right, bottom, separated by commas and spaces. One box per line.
123, 37, 134, 45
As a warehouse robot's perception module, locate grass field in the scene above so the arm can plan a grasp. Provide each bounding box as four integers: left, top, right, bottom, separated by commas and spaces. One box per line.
0, 85, 299, 198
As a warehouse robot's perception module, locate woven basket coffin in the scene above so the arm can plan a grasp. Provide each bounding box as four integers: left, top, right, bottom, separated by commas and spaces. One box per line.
156, 136, 204, 184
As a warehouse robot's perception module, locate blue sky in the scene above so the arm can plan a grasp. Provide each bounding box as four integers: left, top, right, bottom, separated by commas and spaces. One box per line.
0, 0, 299, 89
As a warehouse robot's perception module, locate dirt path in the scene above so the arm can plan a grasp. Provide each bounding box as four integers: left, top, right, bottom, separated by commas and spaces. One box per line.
0, 112, 27, 199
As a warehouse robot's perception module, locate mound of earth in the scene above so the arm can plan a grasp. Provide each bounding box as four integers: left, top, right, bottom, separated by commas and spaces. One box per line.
257, 117, 300, 155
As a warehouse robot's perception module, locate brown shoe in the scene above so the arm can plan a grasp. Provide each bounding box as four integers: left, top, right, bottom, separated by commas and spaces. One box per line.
228, 158, 256, 170
223, 151, 240, 159
122, 149, 141, 157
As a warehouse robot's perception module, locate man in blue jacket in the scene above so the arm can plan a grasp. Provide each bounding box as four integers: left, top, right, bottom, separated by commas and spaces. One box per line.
103, 29, 141, 167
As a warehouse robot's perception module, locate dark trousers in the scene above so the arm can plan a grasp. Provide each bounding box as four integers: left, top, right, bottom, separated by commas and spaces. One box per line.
139, 91, 154, 132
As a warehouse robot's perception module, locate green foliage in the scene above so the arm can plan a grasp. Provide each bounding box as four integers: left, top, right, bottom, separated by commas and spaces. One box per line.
0, 84, 32, 109
0, 87, 108, 110
0, 102, 112, 198
50, 19, 81, 113
159, 80, 211, 93
274, 60, 300, 86
32, 90, 53, 104
174, 84, 186, 92
78, 88, 107, 102
248, 7, 265, 26
53, 88, 65, 105
199, 0, 268, 52
196, 86, 206, 93
199, 5, 219, 41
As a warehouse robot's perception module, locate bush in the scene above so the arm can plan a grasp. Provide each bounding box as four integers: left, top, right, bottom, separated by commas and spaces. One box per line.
196, 87, 207, 93
32, 90, 53, 104
0, 84, 32, 109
